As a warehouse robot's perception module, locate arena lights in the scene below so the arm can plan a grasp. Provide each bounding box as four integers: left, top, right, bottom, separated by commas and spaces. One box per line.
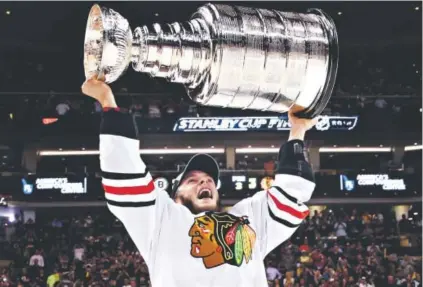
236, 147, 279, 154
38, 148, 225, 156
238, 146, 395, 154
319, 147, 392, 153
404, 145, 423, 151
42, 118, 59, 125
38, 145, 415, 156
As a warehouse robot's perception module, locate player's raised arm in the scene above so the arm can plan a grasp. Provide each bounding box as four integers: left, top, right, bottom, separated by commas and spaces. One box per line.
81, 79, 172, 264
231, 110, 317, 258
271, 109, 318, 205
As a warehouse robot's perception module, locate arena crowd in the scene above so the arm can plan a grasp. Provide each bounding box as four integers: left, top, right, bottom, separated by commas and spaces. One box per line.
0, 207, 421, 287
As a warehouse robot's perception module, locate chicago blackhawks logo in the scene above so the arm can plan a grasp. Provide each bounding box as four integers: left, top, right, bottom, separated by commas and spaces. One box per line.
188, 212, 256, 269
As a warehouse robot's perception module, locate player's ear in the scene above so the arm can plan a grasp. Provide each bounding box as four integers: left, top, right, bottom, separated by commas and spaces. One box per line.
174, 197, 182, 204
174, 191, 183, 203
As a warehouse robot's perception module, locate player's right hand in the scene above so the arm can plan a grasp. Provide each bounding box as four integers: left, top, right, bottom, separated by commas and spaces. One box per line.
81, 78, 117, 108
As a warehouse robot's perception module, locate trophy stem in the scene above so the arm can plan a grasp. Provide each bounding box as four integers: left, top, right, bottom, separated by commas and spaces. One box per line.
131, 18, 213, 87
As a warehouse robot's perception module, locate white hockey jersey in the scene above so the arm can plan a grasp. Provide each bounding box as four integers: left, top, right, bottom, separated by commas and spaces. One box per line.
99, 109, 315, 287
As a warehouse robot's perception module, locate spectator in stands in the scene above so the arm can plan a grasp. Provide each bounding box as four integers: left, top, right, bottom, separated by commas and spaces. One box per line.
73, 244, 85, 261
374, 97, 388, 109
311, 249, 326, 271
55, 101, 71, 116
51, 218, 63, 228
279, 241, 297, 275
367, 242, 381, 254
47, 268, 60, 287
163, 100, 177, 118
264, 159, 275, 176
29, 250, 44, 268
148, 101, 161, 118
283, 271, 295, 287
266, 260, 282, 285
334, 217, 348, 243
187, 104, 198, 117
361, 224, 374, 238
398, 214, 410, 235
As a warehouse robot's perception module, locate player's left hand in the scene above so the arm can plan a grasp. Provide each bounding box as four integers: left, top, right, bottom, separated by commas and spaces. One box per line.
288, 110, 318, 131
287, 107, 319, 141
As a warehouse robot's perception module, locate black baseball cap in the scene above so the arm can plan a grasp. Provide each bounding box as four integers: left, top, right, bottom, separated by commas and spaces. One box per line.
172, 153, 220, 197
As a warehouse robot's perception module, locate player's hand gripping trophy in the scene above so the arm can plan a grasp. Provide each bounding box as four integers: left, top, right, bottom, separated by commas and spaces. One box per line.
83, 3, 338, 118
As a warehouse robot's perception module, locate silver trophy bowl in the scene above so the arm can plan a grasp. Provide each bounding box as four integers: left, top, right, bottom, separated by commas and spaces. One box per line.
83, 4, 133, 83
84, 3, 339, 118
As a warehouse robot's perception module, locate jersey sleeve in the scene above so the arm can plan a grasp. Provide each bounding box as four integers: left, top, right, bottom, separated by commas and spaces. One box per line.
231, 140, 315, 258
99, 108, 173, 265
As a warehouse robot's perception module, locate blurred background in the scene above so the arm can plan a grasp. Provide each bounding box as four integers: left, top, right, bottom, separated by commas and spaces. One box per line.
0, 1, 421, 287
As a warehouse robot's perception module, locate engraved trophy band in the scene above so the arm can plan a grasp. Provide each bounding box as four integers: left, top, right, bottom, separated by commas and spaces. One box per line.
84, 3, 339, 118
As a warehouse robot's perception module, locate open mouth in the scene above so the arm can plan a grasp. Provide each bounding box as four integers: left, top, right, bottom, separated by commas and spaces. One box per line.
197, 189, 212, 200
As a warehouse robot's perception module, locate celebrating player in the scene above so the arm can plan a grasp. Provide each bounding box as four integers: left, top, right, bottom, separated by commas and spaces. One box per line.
81, 78, 317, 287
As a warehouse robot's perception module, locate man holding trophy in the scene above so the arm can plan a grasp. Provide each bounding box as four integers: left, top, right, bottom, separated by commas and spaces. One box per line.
82, 3, 338, 286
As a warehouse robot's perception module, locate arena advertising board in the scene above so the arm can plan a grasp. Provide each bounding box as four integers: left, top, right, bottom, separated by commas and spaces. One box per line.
20, 175, 88, 198
339, 173, 407, 192
0, 196, 10, 207
173, 115, 359, 132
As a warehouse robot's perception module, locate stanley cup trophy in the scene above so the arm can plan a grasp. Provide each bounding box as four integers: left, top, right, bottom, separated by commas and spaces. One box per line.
84, 3, 338, 118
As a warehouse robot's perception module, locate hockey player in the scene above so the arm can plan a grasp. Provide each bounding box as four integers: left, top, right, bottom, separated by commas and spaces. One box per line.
82, 78, 317, 287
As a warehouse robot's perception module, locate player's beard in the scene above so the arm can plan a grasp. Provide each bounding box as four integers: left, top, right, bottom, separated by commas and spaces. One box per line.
176, 196, 222, 215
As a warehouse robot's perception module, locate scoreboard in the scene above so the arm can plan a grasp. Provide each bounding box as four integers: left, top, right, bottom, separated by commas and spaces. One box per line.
153, 174, 275, 194
229, 175, 274, 191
